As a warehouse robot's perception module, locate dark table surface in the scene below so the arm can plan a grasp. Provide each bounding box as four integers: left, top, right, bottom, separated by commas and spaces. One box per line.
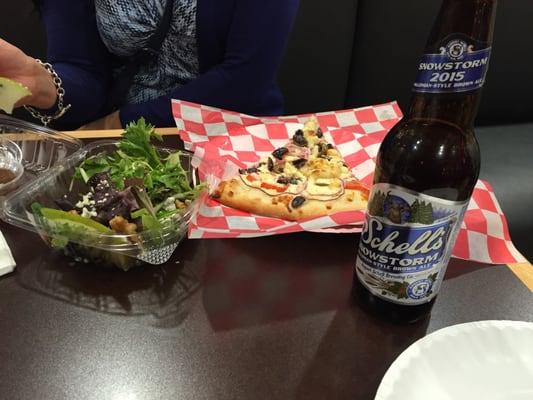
0, 124, 532, 400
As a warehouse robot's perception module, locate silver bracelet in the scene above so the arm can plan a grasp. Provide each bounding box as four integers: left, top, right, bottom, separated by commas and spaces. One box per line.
24, 59, 71, 127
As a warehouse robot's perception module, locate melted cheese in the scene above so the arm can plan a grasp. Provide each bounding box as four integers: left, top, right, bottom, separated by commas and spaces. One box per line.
258, 171, 278, 185
327, 148, 338, 155
306, 177, 343, 196
240, 171, 305, 196
283, 162, 306, 180
284, 155, 299, 162
306, 134, 321, 147
340, 165, 352, 180
307, 158, 341, 179
303, 118, 319, 134
285, 181, 307, 195
310, 143, 320, 157
258, 163, 269, 173
238, 121, 357, 200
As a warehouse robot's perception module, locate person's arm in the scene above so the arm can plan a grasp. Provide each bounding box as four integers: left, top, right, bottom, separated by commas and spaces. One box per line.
0, 38, 56, 110
119, 0, 299, 127
0, 1, 110, 128
40, 0, 112, 128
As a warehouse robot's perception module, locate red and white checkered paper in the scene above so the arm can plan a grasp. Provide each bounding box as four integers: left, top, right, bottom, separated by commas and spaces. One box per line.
172, 100, 526, 265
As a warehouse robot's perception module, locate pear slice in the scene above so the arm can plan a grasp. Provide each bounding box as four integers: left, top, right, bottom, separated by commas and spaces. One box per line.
0, 77, 32, 114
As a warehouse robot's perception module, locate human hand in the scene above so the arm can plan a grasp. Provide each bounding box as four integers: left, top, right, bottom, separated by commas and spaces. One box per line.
78, 111, 122, 130
0, 38, 56, 109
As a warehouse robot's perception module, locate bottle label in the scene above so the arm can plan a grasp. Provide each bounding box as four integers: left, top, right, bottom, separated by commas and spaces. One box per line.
413, 38, 491, 93
355, 184, 468, 305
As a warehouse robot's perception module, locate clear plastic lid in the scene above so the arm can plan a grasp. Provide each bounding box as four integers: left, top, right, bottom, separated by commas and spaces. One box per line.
1, 140, 200, 266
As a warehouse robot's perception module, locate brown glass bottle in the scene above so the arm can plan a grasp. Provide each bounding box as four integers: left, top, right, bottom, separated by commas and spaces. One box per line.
353, 0, 497, 323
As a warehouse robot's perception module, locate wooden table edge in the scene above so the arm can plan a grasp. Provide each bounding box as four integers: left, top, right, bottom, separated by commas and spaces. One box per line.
507, 262, 533, 292
64, 127, 178, 139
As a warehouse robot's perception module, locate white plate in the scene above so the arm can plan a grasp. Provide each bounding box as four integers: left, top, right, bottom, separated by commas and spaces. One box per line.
375, 320, 533, 400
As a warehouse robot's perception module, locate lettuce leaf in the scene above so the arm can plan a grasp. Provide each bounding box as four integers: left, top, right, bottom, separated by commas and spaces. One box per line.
118, 118, 162, 168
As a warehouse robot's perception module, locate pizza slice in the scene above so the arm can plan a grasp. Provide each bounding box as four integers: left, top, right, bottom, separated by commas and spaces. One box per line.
210, 118, 369, 221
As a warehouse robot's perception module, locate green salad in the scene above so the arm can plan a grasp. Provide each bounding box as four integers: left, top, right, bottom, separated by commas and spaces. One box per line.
32, 118, 205, 241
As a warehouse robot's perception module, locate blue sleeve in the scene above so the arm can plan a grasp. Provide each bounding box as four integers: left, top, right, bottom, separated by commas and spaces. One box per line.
41, 0, 112, 127
120, 0, 299, 127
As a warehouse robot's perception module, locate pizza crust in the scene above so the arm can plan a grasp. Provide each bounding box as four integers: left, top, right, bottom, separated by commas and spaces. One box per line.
213, 178, 367, 221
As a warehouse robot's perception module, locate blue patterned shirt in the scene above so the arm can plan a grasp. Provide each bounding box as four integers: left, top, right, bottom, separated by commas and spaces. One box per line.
94, 0, 199, 104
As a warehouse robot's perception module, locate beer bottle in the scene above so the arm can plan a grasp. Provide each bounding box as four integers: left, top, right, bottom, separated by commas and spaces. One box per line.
353, 0, 497, 323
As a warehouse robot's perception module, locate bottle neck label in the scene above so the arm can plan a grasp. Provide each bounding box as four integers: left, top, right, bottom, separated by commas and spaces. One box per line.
413, 36, 491, 94
355, 184, 468, 305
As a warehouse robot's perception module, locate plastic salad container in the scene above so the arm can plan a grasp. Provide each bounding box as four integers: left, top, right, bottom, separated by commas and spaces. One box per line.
1, 138, 201, 271
0, 115, 82, 198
